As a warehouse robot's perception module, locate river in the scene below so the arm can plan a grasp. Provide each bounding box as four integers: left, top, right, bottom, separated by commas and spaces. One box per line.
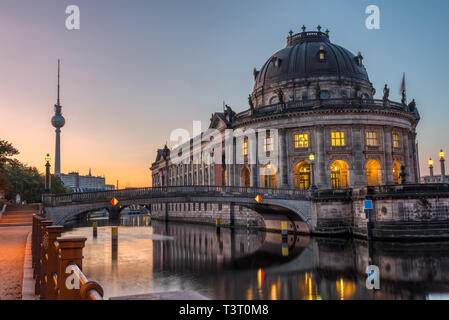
62, 214, 449, 300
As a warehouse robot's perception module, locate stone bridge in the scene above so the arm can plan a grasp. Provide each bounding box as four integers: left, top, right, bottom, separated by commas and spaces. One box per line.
43, 186, 312, 231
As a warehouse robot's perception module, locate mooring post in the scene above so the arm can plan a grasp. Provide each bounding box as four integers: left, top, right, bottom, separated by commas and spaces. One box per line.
57, 236, 87, 300
281, 221, 288, 236
45, 226, 63, 300
93, 221, 98, 238
112, 226, 118, 261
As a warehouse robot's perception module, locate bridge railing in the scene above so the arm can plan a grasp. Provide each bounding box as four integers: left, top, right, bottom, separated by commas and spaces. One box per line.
45, 185, 310, 207
32, 215, 104, 300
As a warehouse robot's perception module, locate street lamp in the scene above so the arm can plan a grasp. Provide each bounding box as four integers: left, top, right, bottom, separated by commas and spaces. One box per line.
309, 153, 317, 190
44, 153, 51, 193
428, 158, 434, 181
440, 149, 446, 183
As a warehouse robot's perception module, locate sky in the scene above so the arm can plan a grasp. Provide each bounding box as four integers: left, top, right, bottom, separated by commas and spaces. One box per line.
1, 0, 449, 187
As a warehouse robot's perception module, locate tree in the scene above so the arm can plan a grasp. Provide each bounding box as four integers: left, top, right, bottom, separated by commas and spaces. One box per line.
0, 139, 19, 166
0, 139, 19, 194
4, 162, 71, 203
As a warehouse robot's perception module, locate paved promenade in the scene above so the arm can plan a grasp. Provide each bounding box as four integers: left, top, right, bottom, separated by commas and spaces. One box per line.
0, 205, 35, 300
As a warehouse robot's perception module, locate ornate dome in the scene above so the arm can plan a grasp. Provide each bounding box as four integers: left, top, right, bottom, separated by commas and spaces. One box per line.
253, 31, 371, 92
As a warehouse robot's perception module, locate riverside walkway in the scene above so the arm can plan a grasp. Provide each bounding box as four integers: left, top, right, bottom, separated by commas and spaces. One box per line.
0, 204, 37, 300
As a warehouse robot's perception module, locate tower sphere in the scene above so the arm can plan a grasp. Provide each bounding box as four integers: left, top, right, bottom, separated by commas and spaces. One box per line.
51, 113, 65, 128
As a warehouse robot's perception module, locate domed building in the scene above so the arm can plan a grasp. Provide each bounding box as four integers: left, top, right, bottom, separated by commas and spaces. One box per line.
151, 27, 421, 191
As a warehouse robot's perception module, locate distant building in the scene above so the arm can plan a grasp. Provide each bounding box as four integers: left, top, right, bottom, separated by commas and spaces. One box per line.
59, 169, 115, 192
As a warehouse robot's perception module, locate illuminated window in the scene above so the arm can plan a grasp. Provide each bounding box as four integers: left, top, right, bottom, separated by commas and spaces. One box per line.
319, 46, 325, 60
331, 131, 345, 146
294, 134, 309, 148
242, 139, 248, 156
264, 137, 273, 152
393, 133, 400, 148
393, 161, 401, 184
330, 160, 349, 189
366, 131, 378, 146
293, 162, 311, 190
366, 159, 382, 186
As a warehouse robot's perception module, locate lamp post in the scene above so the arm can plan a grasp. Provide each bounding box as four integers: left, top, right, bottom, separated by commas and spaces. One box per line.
309, 153, 317, 190
428, 158, 434, 182
440, 149, 446, 183
45, 154, 51, 193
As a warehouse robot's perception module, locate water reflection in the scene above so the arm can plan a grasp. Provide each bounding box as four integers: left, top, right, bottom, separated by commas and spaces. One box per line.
63, 215, 449, 300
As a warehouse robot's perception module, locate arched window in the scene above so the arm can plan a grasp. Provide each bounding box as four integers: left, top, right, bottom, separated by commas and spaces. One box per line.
262, 164, 277, 188
393, 161, 401, 184
293, 162, 311, 190
330, 160, 350, 189
269, 96, 279, 105
366, 159, 382, 186
241, 167, 250, 187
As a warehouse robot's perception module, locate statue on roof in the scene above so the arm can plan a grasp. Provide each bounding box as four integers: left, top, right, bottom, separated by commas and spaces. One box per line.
248, 94, 254, 109
408, 99, 416, 112
383, 84, 390, 101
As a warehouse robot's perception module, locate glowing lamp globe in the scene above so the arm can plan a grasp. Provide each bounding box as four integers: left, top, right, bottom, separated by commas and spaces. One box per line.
428, 158, 434, 167
309, 153, 316, 162
45, 154, 51, 163
440, 150, 445, 160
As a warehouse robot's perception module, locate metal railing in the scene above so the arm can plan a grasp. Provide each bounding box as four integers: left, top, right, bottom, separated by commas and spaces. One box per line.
32, 215, 104, 300
44, 185, 311, 207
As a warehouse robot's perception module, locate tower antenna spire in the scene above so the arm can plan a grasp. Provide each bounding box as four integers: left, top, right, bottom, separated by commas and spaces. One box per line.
57, 59, 61, 105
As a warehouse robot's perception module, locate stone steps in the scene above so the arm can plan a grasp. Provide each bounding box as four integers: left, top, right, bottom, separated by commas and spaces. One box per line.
4, 204, 39, 212
0, 206, 36, 227
0, 222, 32, 227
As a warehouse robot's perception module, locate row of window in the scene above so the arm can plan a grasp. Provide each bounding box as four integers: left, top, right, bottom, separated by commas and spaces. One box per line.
239, 131, 401, 154
269, 89, 371, 104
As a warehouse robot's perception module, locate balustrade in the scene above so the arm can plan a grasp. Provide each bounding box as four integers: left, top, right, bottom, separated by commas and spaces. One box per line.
32, 215, 104, 300
46, 185, 311, 207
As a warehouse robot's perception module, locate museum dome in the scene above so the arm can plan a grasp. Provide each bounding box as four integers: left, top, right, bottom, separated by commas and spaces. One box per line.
253, 30, 371, 92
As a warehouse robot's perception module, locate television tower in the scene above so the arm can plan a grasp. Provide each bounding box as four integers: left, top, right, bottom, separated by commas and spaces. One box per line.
51, 60, 66, 175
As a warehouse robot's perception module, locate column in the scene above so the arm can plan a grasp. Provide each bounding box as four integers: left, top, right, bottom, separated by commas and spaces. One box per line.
403, 130, 412, 180
315, 125, 327, 188
277, 128, 288, 188
251, 131, 259, 187
350, 125, 364, 187
383, 126, 394, 184
410, 132, 418, 183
